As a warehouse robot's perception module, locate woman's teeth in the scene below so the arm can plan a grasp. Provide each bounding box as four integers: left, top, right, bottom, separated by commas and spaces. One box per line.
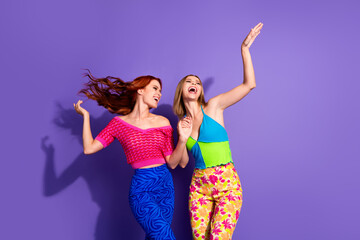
189, 87, 197, 93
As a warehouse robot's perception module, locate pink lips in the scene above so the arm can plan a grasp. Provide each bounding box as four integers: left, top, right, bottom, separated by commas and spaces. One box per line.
188, 86, 197, 93
153, 96, 160, 102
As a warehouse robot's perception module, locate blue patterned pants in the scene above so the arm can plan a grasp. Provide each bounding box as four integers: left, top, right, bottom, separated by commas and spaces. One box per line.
129, 164, 175, 240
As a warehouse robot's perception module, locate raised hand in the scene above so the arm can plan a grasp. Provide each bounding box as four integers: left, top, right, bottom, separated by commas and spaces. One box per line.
73, 100, 89, 117
41, 136, 54, 156
178, 116, 193, 142
242, 22, 263, 49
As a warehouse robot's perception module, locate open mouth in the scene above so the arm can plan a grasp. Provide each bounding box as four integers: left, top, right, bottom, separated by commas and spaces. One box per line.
188, 86, 197, 93
154, 96, 160, 102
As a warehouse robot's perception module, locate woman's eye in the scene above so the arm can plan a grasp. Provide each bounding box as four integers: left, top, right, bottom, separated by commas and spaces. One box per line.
196, 83, 200, 85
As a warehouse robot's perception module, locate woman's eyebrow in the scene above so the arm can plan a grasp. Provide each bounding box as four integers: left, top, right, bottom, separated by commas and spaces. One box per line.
153, 84, 161, 91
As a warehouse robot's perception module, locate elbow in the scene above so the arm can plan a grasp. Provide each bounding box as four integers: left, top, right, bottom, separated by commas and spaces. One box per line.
83, 148, 93, 155
179, 159, 189, 168
168, 163, 178, 169
179, 163, 187, 168
242, 83, 256, 91
166, 158, 178, 169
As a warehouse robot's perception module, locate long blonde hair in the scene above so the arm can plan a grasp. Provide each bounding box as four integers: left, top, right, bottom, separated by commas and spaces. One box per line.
173, 74, 206, 118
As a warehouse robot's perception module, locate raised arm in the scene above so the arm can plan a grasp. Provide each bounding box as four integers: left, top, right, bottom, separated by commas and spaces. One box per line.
208, 22, 263, 110
177, 117, 192, 168
74, 100, 103, 154
165, 117, 192, 169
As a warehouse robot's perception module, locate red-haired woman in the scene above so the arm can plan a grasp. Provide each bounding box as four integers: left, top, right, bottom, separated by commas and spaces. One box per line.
173, 23, 263, 239
74, 72, 191, 239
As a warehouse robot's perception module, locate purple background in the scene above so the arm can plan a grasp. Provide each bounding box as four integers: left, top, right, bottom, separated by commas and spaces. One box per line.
1, 0, 359, 239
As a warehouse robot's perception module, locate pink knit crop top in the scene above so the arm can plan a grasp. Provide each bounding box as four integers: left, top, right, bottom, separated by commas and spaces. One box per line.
95, 117, 174, 169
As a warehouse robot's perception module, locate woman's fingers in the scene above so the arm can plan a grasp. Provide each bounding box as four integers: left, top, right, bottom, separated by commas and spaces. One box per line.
180, 120, 192, 129
242, 22, 263, 48
74, 100, 88, 116
254, 22, 263, 31
252, 23, 263, 39
181, 121, 191, 128
183, 120, 191, 124
77, 100, 84, 108
178, 116, 192, 137
253, 22, 263, 33
182, 117, 192, 126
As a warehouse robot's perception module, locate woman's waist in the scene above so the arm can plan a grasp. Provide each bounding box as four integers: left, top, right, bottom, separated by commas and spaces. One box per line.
129, 157, 166, 169
192, 143, 233, 169
133, 161, 169, 174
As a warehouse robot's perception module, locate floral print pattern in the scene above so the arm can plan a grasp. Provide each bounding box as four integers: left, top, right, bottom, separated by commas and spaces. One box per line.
189, 163, 243, 240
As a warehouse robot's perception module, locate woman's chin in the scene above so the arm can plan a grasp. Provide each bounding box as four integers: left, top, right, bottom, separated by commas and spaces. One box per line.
182, 95, 199, 102
150, 103, 159, 109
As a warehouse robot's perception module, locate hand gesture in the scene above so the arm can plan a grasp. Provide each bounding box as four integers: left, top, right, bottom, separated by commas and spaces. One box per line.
73, 100, 89, 117
178, 116, 192, 142
41, 136, 54, 156
242, 22, 263, 50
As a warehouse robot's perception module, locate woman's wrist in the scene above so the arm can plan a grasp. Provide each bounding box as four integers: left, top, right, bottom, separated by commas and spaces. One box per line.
83, 112, 90, 119
241, 45, 250, 54
178, 136, 188, 144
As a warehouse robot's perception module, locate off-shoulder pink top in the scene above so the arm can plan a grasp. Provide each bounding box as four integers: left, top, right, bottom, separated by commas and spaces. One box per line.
95, 117, 174, 169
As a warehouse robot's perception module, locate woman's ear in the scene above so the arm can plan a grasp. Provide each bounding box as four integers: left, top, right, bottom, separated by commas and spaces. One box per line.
137, 88, 144, 95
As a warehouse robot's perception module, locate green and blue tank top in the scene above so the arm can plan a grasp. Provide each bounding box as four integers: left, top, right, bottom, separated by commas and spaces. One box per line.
186, 106, 233, 169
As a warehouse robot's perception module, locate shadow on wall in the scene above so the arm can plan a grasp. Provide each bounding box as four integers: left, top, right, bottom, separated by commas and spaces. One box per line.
201, 77, 214, 94
41, 102, 142, 239
40, 76, 213, 239
41, 101, 215, 239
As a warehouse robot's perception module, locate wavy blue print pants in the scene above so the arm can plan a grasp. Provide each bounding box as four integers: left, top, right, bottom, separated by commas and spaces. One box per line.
129, 164, 175, 240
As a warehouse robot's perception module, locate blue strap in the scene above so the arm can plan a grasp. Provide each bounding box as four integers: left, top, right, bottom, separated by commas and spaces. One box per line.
200, 105, 205, 114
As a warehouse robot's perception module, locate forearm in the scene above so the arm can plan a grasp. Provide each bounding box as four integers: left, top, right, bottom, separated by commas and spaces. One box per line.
241, 47, 256, 89
167, 138, 188, 169
178, 147, 189, 168
82, 114, 96, 154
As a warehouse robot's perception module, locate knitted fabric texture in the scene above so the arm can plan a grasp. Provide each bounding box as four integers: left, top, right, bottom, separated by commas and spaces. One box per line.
95, 117, 174, 169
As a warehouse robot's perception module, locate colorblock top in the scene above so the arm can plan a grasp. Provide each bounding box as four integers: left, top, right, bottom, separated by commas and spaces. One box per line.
95, 117, 174, 169
186, 106, 233, 169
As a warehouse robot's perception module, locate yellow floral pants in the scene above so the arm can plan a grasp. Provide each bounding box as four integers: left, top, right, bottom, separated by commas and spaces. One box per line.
189, 163, 243, 240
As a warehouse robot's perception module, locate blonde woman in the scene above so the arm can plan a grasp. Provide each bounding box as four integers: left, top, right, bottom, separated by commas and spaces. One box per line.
173, 23, 263, 239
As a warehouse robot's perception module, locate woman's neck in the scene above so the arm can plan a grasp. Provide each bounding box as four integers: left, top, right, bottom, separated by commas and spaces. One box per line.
127, 100, 151, 121
184, 101, 201, 118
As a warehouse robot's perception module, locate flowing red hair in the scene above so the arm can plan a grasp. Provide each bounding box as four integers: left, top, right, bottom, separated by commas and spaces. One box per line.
79, 70, 162, 115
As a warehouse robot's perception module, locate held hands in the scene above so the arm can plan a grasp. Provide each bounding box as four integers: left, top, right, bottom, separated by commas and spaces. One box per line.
73, 100, 89, 117
178, 116, 193, 143
242, 22, 263, 50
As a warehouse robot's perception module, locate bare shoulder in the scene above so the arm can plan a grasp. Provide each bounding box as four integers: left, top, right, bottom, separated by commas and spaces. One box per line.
203, 99, 225, 125
206, 97, 219, 111
204, 98, 220, 116
151, 114, 171, 127
117, 115, 127, 120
